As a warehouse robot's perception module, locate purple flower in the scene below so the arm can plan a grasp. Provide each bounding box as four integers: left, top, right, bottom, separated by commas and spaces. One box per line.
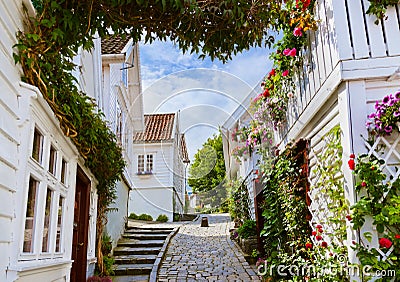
395, 92, 400, 99
368, 113, 376, 119
384, 126, 393, 133
383, 96, 390, 104
394, 111, 400, 117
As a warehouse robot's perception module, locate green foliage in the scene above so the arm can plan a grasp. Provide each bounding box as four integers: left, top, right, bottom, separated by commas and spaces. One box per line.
128, 213, 139, 220
350, 155, 400, 280
227, 178, 251, 224
366, 0, 399, 24
156, 214, 169, 222
260, 139, 311, 280
98, 233, 114, 276
188, 133, 226, 193
137, 214, 153, 221
237, 220, 257, 239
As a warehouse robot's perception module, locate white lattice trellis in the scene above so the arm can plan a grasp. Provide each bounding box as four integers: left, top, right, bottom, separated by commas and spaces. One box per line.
308, 129, 346, 247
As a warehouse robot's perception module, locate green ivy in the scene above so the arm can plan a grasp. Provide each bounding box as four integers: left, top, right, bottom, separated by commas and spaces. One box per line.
260, 139, 311, 280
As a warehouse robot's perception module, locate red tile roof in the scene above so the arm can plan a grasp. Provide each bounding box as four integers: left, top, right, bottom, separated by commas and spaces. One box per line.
101, 34, 131, 54
180, 134, 190, 163
133, 114, 175, 143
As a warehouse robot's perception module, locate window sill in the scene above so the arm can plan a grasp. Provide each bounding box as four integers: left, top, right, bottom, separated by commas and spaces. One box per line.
136, 172, 153, 176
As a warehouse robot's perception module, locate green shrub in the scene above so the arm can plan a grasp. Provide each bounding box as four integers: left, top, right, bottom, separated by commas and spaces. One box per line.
237, 219, 257, 239
128, 212, 139, 219
138, 213, 153, 221
156, 214, 169, 222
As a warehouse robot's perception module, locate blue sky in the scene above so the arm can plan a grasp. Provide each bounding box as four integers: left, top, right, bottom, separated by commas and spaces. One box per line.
140, 40, 273, 159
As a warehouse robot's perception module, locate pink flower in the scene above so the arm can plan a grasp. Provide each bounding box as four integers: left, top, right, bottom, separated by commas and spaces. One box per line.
283, 48, 291, 55
379, 238, 393, 249
282, 70, 289, 77
361, 181, 367, 187
293, 27, 303, 37
395, 234, 400, 239
287, 48, 297, 57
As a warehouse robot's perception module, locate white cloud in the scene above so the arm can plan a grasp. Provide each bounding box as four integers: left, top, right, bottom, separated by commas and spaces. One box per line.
140, 40, 273, 160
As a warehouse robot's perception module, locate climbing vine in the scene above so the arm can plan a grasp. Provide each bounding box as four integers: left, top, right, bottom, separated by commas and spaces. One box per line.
348, 154, 400, 281
366, 0, 399, 24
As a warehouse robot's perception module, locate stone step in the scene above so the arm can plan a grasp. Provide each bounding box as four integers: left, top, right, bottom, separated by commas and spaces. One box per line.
113, 254, 157, 264
113, 246, 161, 256
126, 226, 174, 232
122, 233, 168, 240
124, 229, 172, 235
112, 263, 153, 276
117, 239, 165, 248
112, 275, 150, 282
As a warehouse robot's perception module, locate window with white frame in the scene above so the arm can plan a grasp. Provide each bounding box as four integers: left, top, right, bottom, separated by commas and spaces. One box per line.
22, 125, 70, 260
137, 154, 153, 174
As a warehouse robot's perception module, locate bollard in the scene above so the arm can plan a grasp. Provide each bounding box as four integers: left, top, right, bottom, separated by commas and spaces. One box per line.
201, 216, 209, 227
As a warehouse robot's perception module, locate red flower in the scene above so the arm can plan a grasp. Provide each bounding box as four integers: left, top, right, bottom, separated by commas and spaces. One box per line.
350, 153, 355, 159
269, 68, 276, 77
321, 241, 328, 248
305, 242, 312, 249
316, 235, 322, 241
318, 228, 323, 233
263, 89, 270, 98
282, 70, 289, 77
352, 240, 357, 245
316, 224, 322, 229
346, 215, 352, 221
371, 166, 375, 171
361, 181, 367, 187
296, 0, 311, 10
379, 238, 393, 249
312, 231, 317, 236
293, 27, 303, 37
395, 234, 400, 239
348, 159, 355, 170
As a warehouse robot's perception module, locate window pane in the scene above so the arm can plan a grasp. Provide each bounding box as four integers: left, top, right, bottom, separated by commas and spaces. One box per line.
42, 188, 53, 253
55, 196, 64, 253
24, 177, 39, 253
49, 145, 57, 175
61, 159, 67, 184
138, 155, 144, 172
32, 128, 43, 163
146, 155, 153, 172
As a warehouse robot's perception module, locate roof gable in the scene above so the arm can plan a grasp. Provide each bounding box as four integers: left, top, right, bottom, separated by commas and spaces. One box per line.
133, 113, 175, 143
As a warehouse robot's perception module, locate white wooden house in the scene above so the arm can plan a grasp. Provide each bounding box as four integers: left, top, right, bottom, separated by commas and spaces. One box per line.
129, 113, 190, 222
100, 35, 144, 249
221, 92, 260, 220
0, 1, 99, 281
272, 0, 400, 271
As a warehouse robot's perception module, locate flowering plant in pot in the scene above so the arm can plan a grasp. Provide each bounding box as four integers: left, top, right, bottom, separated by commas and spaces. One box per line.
366, 92, 400, 136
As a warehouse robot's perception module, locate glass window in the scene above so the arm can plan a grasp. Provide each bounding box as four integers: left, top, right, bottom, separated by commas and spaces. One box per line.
42, 187, 53, 253
23, 177, 39, 253
146, 154, 153, 172
49, 145, 57, 175
61, 158, 67, 184
138, 155, 144, 173
32, 128, 43, 163
55, 196, 65, 253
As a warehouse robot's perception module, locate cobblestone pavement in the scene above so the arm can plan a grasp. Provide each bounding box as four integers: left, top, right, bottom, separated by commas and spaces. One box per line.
157, 214, 260, 281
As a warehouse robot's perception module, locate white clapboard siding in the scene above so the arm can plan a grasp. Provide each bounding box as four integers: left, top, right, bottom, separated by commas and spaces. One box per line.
280, 0, 400, 146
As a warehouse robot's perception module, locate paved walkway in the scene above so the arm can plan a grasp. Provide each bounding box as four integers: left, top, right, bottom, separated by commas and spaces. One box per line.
157, 214, 260, 281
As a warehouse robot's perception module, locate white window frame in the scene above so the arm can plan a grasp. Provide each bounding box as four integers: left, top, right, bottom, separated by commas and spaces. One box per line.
137, 154, 154, 175
20, 124, 71, 261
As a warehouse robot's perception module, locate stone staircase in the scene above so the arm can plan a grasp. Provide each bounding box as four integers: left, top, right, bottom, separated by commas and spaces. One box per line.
112, 226, 175, 282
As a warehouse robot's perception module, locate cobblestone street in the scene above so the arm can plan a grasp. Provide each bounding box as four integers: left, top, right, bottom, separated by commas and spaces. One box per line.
157, 214, 260, 281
